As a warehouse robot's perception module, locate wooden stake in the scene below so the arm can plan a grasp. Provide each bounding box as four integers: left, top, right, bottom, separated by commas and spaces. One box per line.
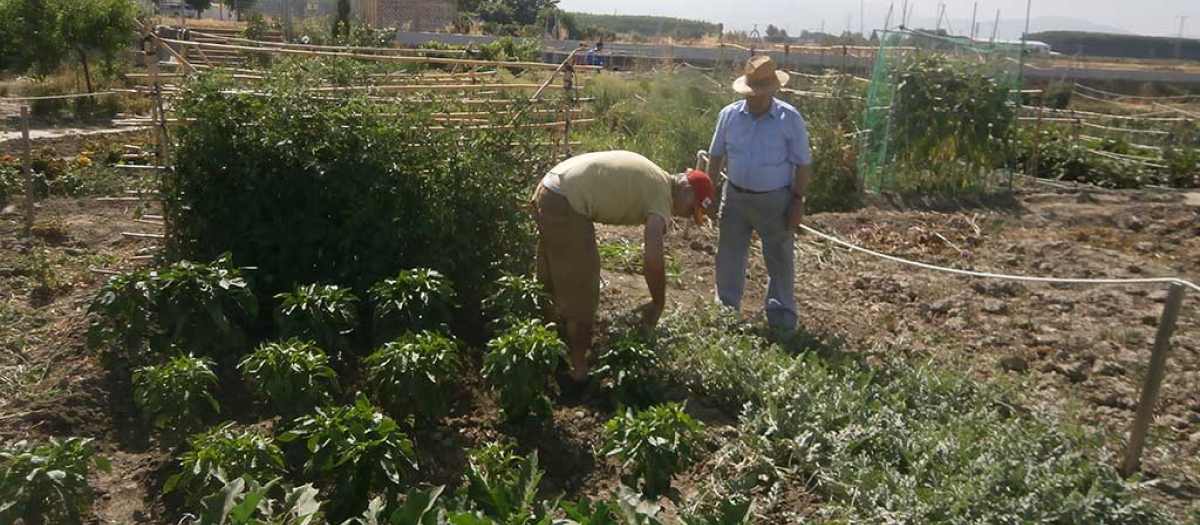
1121, 283, 1186, 477
20, 106, 34, 235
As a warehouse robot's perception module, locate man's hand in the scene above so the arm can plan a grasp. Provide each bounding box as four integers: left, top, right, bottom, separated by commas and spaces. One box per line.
638, 300, 665, 333
786, 196, 806, 230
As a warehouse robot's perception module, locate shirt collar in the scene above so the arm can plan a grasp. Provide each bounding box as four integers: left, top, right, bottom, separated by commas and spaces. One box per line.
736, 99, 782, 119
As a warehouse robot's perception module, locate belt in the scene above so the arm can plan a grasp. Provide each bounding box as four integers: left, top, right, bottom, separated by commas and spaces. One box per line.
727, 181, 787, 195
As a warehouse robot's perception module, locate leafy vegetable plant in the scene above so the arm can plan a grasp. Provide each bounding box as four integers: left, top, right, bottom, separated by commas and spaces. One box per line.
133, 354, 221, 437
154, 254, 259, 360
601, 403, 704, 500
164, 423, 287, 507
238, 339, 339, 418
278, 393, 417, 521
0, 438, 111, 525
86, 269, 156, 359
457, 443, 555, 525
275, 284, 359, 359
481, 273, 548, 333
595, 336, 665, 408
369, 268, 456, 344
364, 331, 461, 422
191, 476, 324, 525
482, 319, 567, 423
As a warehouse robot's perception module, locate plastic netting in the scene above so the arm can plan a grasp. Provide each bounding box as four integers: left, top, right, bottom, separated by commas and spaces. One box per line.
858, 29, 1026, 193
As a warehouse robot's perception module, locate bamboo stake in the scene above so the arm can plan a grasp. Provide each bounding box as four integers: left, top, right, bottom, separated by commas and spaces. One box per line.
187, 29, 469, 56
1122, 283, 1186, 477
157, 37, 602, 71
20, 106, 34, 235
151, 34, 196, 74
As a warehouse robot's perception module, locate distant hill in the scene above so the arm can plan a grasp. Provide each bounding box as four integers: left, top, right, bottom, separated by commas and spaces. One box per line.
1028, 31, 1200, 60
568, 12, 720, 41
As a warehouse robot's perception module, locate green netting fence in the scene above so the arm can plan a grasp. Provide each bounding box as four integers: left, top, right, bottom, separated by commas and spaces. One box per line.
859, 29, 1026, 193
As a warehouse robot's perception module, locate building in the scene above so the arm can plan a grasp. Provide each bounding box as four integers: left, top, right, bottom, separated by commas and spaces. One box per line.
357, 0, 458, 31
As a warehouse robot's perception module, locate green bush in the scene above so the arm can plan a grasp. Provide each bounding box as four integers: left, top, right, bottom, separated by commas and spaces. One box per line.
364, 331, 462, 422
154, 254, 259, 360
482, 319, 567, 423
481, 273, 548, 334
238, 339, 339, 418
164, 423, 287, 507
278, 393, 417, 521
595, 336, 664, 408
275, 284, 359, 359
0, 438, 111, 525
369, 268, 455, 345
167, 65, 545, 317
132, 354, 220, 436
601, 403, 704, 500
0, 156, 21, 205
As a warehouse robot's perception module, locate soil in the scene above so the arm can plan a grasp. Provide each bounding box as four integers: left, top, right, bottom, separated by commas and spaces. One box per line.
2, 146, 1199, 522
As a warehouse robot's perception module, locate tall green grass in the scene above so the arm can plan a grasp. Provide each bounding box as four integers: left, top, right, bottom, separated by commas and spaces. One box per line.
657, 308, 1171, 524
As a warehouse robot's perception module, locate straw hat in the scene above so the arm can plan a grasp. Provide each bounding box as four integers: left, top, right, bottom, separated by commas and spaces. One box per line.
732, 56, 790, 96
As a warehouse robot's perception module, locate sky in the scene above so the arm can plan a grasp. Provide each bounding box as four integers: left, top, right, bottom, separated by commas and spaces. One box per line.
557, 0, 1199, 40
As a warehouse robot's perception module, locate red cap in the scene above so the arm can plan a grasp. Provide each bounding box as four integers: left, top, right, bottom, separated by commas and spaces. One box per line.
686, 169, 715, 225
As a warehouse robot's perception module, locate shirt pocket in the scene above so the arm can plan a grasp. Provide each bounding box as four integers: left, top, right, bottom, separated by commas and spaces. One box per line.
763, 129, 790, 166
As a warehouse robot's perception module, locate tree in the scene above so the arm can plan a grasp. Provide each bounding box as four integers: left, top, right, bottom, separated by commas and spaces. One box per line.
58, 0, 138, 93
467, 0, 558, 27
2, 0, 68, 76
184, 0, 211, 17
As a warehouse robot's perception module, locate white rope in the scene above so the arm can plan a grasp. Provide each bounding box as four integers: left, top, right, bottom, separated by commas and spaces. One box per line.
799, 224, 1200, 294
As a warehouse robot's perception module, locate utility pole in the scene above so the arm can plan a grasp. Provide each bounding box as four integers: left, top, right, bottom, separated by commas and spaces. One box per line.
970, 1, 979, 40
860, 0, 865, 36
991, 9, 1001, 44
1177, 16, 1188, 60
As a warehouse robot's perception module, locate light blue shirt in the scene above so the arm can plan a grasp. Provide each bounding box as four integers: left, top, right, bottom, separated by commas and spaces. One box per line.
709, 99, 812, 193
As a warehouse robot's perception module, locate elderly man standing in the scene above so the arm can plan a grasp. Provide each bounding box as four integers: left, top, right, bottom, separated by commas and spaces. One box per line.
707, 56, 812, 331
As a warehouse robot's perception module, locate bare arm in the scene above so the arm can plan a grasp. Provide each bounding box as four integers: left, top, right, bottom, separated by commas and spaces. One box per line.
643, 214, 667, 308
707, 155, 726, 182
793, 164, 811, 197
787, 164, 812, 230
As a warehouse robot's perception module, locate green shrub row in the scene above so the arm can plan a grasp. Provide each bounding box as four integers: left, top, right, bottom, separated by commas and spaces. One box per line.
656, 307, 1173, 524
166, 63, 555, 315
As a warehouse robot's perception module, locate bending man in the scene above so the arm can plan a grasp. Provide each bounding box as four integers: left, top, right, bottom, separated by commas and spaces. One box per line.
532, 150, 714, 386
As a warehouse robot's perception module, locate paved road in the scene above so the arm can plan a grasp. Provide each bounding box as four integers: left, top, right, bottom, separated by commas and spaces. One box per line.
397, 30, 1200, 85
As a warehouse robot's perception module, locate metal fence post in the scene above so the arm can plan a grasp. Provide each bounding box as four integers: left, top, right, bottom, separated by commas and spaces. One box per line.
1121, 283, 1186, 477
20, 106, 34, 235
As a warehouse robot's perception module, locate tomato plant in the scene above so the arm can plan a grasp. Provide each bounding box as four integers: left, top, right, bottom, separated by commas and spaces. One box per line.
164, 422, 287, 507
364, 331, 461, 422
0, 438, 111, 525
275, 284, 359, 359
278, 393, 416, 521
132, 354, 221, 437
601, 403, 704, 500
482, 320, 567, 423
238, 339, 339, 419
369, 268, 455, 345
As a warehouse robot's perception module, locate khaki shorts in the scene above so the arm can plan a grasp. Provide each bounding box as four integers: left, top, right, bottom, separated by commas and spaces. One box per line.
532, 184, 600, 323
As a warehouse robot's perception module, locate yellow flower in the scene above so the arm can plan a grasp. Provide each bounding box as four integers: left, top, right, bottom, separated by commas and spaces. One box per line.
75, 156, 93, 167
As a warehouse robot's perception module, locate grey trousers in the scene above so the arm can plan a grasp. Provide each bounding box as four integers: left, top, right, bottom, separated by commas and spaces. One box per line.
715, 182, 798, 329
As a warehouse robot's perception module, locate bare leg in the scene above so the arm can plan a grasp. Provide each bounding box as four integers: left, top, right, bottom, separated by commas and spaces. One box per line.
566, 318, 593, 382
